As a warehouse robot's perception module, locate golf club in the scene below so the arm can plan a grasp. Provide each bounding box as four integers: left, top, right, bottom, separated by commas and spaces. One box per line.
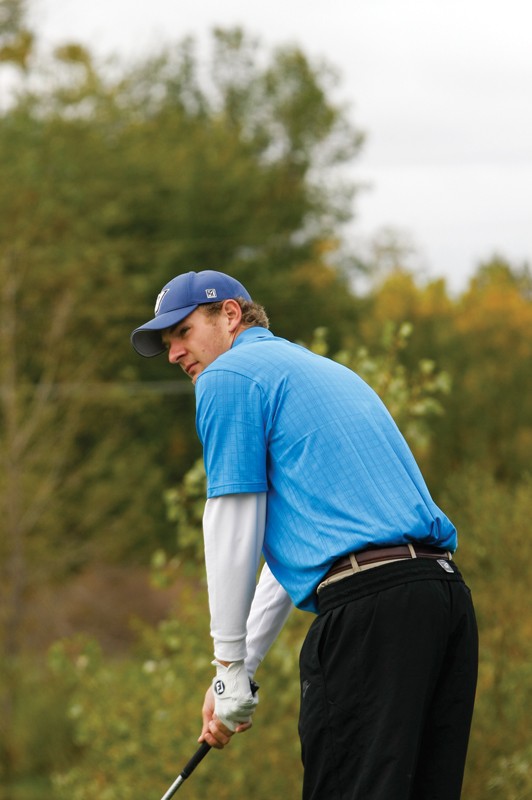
160, 679, 259, 798
160, 741, 211, 799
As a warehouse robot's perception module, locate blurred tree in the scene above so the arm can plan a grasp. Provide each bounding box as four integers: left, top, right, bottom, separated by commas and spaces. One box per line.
0, 17, 365, 790
358, 268, 454, 372
359, 257, 532, 487
0, 0, 33, 70
436, 257, 532, 481
0, 17, 365, 568
442, 469, 532, 799
91, 28, 364, 348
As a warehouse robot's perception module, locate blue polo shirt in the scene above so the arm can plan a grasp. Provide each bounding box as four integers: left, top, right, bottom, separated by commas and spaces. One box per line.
195, 327, 457, 613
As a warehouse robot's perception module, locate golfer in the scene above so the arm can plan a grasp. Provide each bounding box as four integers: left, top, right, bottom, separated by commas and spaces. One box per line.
131, 270, 478, 800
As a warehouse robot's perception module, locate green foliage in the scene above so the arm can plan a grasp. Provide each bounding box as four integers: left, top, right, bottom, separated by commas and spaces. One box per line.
0, 653, 79, 794
48, 629, 212, 800
48, 603, 309, 800
361, 259, 532, 486
163, 459, 208, 565
488, 744, 532, 800
0, 0, 33, 70
442, 470, 532, 799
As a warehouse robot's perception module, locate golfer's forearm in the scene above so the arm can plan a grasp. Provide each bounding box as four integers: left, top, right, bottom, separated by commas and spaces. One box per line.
212, 565, 293, 673
203, 493, 267, 663
245, 562, 293, 677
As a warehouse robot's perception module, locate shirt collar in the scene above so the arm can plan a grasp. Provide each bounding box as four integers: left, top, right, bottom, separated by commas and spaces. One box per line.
232, 327, 274, 349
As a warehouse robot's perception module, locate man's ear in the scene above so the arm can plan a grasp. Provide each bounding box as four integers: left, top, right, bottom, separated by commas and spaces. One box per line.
223, 299, 243, 332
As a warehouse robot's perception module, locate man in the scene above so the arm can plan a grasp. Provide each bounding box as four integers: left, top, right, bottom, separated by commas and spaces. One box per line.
131, 270, 478, 800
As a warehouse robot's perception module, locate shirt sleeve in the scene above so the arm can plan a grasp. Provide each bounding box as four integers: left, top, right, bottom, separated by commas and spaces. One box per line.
245, 561, 294, 678
203, 493, 267, 663
196, 370, 270, 497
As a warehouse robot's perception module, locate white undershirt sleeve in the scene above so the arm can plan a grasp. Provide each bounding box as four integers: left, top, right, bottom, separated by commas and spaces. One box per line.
244, 561, 294, 678
203, 493, 267, 663
203, 493, 294, 672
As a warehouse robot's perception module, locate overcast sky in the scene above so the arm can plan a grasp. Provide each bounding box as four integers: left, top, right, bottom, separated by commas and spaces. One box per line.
30, 0, 532, 292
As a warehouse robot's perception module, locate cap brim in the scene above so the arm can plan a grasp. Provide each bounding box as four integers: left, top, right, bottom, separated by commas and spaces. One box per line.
130, 304, 198, 357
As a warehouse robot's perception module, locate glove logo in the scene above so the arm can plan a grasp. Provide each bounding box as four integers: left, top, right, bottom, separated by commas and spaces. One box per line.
214, 679, 226, 696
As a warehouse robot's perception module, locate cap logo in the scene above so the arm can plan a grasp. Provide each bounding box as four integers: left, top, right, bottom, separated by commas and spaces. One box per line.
154, 288, 170, 315
205, 288, 217, 299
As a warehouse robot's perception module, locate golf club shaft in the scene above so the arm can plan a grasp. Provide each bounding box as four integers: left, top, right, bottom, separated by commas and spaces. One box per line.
160, 742, 211, 800
160, 681, 258, 798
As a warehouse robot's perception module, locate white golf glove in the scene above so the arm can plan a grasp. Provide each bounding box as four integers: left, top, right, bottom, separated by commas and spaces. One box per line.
211, 659, 259, 732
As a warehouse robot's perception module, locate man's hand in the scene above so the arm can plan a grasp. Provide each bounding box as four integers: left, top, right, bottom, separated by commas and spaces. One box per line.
199, 660, 258, 749
211, 659, 258, 730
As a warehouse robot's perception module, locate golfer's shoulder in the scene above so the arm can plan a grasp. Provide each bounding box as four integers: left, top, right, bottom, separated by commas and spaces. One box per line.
208, 334, 286, 377
196, 342, 291, 408
197, 352, 268, 394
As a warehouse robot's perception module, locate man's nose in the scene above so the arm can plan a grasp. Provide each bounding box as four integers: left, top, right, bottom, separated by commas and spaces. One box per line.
167, 341, 185, 364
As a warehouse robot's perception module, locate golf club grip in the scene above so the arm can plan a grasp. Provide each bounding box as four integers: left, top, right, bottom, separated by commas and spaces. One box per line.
181, 741, 211, 778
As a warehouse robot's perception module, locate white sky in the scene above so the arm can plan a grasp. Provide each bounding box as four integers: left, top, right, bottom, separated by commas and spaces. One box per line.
30, 0, 532, 292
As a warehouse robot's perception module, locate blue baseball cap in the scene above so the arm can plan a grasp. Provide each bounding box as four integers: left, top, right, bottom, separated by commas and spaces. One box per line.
130, 270, 252, 357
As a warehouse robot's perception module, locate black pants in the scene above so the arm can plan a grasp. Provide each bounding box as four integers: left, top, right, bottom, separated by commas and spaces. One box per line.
299, 559, 478, 800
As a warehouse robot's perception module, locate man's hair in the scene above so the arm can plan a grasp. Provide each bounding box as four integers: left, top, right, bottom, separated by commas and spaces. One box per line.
202, 297, 270, 329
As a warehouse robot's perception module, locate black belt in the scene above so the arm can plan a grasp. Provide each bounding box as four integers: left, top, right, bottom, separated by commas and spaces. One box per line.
318, 544, 451, 593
